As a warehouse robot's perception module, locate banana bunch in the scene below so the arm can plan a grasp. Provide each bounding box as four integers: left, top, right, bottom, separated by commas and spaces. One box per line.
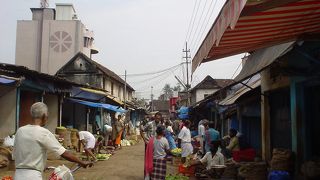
171, 148, 182, 156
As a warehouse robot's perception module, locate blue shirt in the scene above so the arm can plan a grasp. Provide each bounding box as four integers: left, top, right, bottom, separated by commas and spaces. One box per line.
205, 128, 220, 152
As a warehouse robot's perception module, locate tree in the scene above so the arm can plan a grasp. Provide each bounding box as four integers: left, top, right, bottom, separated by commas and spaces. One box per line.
173, 84, 182, 92
162, 83, 173, 100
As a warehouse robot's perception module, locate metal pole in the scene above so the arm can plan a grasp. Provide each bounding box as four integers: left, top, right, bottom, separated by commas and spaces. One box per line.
124, 70, 127, 109
183, 42, 191, 106
151, 86, 154, 112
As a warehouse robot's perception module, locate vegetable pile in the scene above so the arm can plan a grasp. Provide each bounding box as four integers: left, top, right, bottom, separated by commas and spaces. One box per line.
171, 148, 182, 157
165, 175, 189, 180
96, 154, 112, 161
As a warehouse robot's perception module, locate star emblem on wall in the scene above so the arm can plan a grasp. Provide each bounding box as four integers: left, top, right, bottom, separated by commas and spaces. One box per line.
49, 31, 72, 53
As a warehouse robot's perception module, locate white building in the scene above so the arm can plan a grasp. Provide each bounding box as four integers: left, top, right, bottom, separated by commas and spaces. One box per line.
15, 3, 98, 75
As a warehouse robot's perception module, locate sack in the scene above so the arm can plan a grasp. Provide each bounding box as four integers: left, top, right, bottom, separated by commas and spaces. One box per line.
104, 125, 112, 133
3, 136, 14, 147
48, 165, 74, 180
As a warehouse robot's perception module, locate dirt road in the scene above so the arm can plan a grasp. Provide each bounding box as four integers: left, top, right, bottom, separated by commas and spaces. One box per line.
69, 142, 145, 180
0, 142, 145, 180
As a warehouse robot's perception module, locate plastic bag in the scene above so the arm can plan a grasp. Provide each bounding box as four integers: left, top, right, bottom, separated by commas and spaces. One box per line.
48, 165, 74, 180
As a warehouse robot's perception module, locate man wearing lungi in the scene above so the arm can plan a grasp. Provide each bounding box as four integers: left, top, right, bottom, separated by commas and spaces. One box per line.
178, 120, 193, 164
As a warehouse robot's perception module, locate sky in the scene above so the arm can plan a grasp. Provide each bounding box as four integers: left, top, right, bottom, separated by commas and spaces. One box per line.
0, 0, 242, 99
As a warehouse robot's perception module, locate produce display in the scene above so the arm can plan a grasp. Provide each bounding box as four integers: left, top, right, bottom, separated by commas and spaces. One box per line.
165, 175, 189, 180
96, 154, 112, 161
171, 148, 182, 156
1, 176, 13, 180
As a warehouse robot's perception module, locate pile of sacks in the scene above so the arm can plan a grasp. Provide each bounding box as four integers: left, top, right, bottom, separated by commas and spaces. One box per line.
238, 162, 267, 180
270, 148, 294, 172
0, 135, 14, 168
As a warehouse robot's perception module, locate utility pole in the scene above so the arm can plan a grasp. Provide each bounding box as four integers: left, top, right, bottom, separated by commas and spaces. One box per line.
183, 42, 191, 105
124, 70, 127, 109
183, 42, 191, 88
151, 86, 154, 112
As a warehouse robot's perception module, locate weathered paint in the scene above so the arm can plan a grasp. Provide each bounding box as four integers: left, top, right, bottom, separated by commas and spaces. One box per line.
15, 87, 21, 130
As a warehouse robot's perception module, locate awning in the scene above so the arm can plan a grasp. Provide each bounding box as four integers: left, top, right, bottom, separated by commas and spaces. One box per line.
0, 75, 21, 84
72, 87, 124, 106
234, 41, 295, 82
219, 79, 261, 106
67, 98, 127, 113
80, 87, 108, 96
192, 0, 320, 72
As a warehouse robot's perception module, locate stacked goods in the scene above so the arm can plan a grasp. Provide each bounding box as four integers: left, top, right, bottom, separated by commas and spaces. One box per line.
63, 129, 72, 148
56, 126, 67, 136
55, 126, 67, 145
222, 162, 240, 179
238, 162, 267, 180
70, 129, 79, 151
270, 148, 294, 172
301, 160, 320, 179
0, 147, 12, 169
172, 156, 181, 166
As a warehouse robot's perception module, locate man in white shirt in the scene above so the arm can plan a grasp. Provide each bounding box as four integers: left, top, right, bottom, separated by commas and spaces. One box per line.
178, 120, 193, 163
78, 131, 97, 161
198, 119, 208, 154
13, 102, 92, 180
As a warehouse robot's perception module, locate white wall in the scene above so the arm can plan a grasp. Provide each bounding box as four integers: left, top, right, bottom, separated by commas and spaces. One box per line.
0, 87, 16, 138
196, 89, 218, 102
15, 21, 39, 70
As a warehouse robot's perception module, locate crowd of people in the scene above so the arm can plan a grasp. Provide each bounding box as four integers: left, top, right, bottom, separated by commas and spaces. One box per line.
141, 112, 242, 180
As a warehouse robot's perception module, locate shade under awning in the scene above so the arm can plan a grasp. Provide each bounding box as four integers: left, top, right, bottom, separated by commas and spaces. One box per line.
219, 79, 261, 106
234, 41, 295, 82
68, 98, 127, 113
192, 0, 320, 73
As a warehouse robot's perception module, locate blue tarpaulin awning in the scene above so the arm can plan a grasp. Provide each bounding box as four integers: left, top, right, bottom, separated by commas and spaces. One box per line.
0, 76, 20, 84
68, 98, 127, 113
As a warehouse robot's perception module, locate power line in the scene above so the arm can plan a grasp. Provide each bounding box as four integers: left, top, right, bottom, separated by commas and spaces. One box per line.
119, 63, 183, 77
189, 0, 209, 51
192, 0, 218, 52
185, 0, 199, 42
186, 0, 202, 43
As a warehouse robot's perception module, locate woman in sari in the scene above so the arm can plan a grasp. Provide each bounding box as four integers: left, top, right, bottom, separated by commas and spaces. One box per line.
114, 114, 124, 149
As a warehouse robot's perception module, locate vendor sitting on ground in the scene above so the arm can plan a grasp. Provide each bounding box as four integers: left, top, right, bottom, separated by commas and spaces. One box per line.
225, 128, 240, 151
77, 131, 97, 162
190, 140, 225, 174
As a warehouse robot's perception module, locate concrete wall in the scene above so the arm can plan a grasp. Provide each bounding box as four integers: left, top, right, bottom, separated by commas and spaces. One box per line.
41, 20, 85, 75
15, 21, 39, 70
260, 69, 290, 160
16, 18, 93, 75
44, 94, 59, 133
0, 87, 16, 138
196, 89, 218, 102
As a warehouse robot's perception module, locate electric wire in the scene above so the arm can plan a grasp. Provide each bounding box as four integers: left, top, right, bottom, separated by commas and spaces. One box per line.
192, 0, 218, 52
188, 0, 209, 52
185, 0, 199, 42
119, 63, 183, 77
186, 0, 202, 43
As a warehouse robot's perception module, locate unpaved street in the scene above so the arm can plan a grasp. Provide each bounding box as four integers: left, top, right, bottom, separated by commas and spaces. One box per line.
0, 142, 145, 180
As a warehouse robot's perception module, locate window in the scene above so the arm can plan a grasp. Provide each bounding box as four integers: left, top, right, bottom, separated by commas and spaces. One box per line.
111, 83, 114, 95
83, 37, 89, 47
118, 86, 121, 100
